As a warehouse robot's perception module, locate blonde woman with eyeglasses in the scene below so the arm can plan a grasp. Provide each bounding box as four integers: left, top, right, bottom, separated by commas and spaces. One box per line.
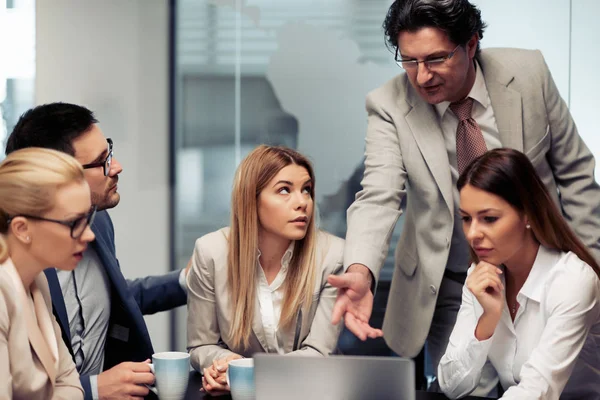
186, 145, 345, 396
0, 148, 96, 399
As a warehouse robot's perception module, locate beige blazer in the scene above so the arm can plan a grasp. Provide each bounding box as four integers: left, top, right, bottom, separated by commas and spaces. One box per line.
344, 48, 600, 358
187, 228, 344, 371
0, 259, 83, 400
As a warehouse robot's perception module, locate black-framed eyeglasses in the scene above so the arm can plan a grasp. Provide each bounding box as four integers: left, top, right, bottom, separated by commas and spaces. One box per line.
82, 138, 113, 176
7, 206, 97, 239
395, 44, 461, 70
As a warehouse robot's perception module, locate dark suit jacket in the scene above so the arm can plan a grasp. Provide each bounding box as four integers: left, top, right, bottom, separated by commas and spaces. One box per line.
44, 210, 187, 399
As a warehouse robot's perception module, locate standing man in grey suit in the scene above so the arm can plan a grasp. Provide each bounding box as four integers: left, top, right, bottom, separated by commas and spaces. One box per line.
328, 0, 600, 394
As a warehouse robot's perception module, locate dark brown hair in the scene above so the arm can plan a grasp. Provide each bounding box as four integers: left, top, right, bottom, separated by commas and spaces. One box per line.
457, 148, 600, 279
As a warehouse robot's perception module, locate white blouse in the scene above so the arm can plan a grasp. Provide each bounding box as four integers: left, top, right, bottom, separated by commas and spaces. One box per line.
438, 246, 600, 399
256, 243, 294, 354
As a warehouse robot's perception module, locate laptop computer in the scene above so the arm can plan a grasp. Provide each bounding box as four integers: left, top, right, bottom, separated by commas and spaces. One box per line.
254, 354, 415, 400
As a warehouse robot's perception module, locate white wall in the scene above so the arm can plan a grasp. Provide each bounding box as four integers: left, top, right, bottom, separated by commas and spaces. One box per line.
473, 0, 571, 99
571, 0, 600, 177
36, 0, 172, 351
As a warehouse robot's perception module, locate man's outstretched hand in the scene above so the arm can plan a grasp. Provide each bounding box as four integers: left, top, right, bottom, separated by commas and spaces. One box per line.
327, 264, 383, 340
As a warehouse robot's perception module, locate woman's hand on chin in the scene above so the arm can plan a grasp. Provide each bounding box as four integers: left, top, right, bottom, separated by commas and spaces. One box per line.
466, 261, 504, 340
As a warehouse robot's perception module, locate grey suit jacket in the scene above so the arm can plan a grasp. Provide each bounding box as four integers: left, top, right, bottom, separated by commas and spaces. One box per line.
0, 259, 83, 400
187, 228, 344, 371
344, 48, 600, 358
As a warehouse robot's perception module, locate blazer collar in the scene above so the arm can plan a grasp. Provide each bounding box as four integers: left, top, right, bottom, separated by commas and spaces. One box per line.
44, 268, 71, 343
91, 220, 118, 284
3, 259, 58, 384
91, 216, 153, 344
282, 308, 303, 353
404, 79, 454, 213
477, 53, 524, 151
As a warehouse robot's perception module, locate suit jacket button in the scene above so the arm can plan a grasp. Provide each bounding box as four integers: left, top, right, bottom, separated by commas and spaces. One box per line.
429, 285, 437, 295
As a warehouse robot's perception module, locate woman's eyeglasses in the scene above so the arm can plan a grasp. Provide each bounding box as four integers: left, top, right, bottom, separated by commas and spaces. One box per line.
7, 205, 97, 239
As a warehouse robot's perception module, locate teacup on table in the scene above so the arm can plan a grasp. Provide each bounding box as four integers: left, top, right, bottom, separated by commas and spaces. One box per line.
148, 351, 190, 400
226, 358, 255, 400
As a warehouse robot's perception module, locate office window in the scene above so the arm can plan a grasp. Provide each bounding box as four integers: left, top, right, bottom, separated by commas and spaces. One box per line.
0, 0, 35, 155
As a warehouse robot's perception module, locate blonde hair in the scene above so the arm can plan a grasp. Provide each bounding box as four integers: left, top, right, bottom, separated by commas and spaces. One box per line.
228, 145, 317, 349
0, 147, 85, 262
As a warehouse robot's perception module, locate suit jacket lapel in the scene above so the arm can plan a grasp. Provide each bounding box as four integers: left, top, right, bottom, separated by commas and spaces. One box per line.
4, 260, 57, 384
90, 212, 155, 366
26, 303, 58, 385
44, 268, 71, 343
479, 54, 524, 151
404, 84, 454, 213
91, 220, 122, 299
282, 309, 302, 353
30, 278, 59, 383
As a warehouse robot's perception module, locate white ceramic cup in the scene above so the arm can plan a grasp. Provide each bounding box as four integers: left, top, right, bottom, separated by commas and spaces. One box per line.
147, 351, 190, 400
226, 358, 255, 400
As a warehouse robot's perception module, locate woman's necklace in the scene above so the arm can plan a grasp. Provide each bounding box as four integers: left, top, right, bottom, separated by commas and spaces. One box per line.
508, 300, 519, 318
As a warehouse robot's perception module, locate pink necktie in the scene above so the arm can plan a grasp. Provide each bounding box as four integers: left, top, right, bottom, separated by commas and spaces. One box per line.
450, 97, 487, 174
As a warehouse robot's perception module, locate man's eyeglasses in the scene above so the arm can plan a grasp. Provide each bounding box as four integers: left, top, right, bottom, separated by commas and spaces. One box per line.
395, 44, 461, 70
7, 206, 97, 239
82, 138, 113, 177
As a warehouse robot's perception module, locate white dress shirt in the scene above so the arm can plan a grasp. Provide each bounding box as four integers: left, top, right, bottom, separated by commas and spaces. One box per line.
434, 61, 503, 273
256, 243, 294, 354
438, 246, 600, 399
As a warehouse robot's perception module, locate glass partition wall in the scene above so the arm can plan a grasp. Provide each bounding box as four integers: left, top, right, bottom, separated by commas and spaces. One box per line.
172, 0, 403, 354
172, 0, 599, 373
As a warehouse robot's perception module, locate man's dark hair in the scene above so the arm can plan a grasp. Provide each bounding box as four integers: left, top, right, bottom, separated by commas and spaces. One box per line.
5, 102, 98, 156
383, 0, 486, 55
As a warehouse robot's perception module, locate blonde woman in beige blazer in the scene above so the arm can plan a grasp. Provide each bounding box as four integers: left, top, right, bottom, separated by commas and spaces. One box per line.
186, 146, 344, 396
0, 148, 97, 400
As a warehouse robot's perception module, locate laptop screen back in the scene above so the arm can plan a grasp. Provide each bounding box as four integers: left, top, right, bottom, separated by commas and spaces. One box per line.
254, 354, 416, 400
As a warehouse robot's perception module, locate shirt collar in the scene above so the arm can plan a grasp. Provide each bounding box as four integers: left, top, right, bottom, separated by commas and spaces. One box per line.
434, 60, 489, 118
517, 245, 562, 303
257, 241, 295, 271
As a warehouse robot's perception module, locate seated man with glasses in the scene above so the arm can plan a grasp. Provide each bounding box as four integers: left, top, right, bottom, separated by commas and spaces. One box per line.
328, 0, 600, 396
5, 103, 190, 400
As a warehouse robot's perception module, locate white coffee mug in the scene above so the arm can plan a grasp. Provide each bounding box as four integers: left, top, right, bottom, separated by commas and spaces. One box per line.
147, 351, 190, 400
226, 358, 255, 400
